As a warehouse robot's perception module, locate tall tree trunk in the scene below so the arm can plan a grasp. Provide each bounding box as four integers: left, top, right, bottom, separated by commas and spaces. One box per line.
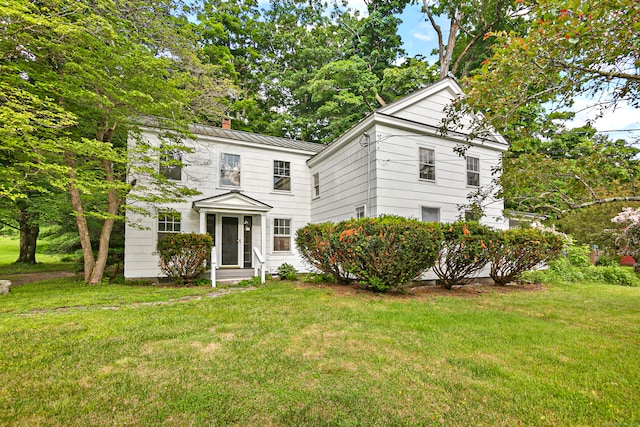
65, 152, 96, 283
88, 159, 121, 284
15, 202, 39, 264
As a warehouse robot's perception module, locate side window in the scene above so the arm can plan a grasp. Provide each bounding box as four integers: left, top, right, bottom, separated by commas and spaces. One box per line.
220, 153, 241, 187
419, 148, 435, 181
313, 172, 320, 197
160, 150, 182, 181
421, 207, 440, 223
273, 218, 291, 252
274, 160, 291, 191
355, 205, 365, 219
466, 156, 480, 187
465, 210, 480, 222
158, 212, 181, 241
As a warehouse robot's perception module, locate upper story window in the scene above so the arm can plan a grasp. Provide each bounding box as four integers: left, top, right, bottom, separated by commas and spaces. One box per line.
160, 150, 181, 181
273, 160, 291, 191
220, 153, 240, 187
158, 212, 181, 241
273, 218, 291, 252
419, 148, 435, 181
467, 156, 480, 187
355, 205, 365, 219
313, 172, 320, 197
421, 206, 440, 223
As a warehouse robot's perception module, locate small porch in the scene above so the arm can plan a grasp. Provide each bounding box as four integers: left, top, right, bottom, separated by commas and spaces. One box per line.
207, 267, 256, 283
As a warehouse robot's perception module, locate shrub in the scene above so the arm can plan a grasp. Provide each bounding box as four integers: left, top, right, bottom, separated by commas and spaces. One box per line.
302, 272, 337, 284
595, 254, 619, 267
157, 233, 213, 286
595, 266, 640, 287
488, 228, 565, 285
334, 215, 442, 292
295, 223, 351, 284
433, 221, 493, 289
277, 263, 298, 280
237, 276, 262, 287
615, 222, 640, 272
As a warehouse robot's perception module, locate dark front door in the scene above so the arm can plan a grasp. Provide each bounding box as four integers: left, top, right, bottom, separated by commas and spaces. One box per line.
222, 217, 239, 266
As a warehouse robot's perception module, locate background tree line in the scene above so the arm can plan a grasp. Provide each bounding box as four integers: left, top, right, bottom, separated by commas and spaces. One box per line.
1, 0, 638, 282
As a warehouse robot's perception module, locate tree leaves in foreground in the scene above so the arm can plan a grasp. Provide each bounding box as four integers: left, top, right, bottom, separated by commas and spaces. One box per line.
2, 0, 232, 282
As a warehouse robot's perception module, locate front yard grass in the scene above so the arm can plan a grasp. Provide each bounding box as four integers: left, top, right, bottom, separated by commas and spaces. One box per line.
1, 278, 639, 426
0, 236, 72, 275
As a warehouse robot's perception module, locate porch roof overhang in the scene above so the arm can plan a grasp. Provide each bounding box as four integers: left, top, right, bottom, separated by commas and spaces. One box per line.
192, 191, 273, 214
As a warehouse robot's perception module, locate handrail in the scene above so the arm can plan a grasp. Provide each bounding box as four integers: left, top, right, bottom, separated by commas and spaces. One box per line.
210, 246, 217, 288
253, 246, 266, 284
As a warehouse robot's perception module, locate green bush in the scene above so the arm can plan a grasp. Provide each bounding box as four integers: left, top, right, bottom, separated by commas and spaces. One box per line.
157, 233, 213, 286
302, 272, 337, 284
295, 223, 351, 284
595, 254, 619, 267
488, 228, 565, 285
334, 215, 442, 292
433, 221, 493, 289
277, 263, 298, 280
565, 244, 592, 267
237, 276, 262, 287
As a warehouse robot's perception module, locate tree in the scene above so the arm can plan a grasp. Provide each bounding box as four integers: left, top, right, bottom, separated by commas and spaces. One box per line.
3, 0, 231, 283
451, 0, 639, 135
417, 0, 526, 78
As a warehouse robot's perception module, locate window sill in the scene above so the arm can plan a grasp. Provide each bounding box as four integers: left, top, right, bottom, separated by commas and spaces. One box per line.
419, 178, 436, 183
271, 190, 294, 196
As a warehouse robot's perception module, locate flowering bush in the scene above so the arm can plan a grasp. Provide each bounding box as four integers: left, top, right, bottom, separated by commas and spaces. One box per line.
295, 222, 351, 284
335, 216, 443, 292
433, 221, 493, 289
612, 207, 640, 271
487, 228, 565, 285
157, 233, 213, 285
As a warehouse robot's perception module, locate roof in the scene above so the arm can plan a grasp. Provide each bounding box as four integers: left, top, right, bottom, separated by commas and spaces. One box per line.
189, 123, 326, 154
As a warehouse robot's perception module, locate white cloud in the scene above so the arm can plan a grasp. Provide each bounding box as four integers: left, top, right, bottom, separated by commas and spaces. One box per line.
566, 97, 640, 142
413, 31, 433, 42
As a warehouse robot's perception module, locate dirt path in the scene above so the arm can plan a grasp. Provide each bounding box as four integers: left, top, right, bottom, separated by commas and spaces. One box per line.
1, 271, 78, 286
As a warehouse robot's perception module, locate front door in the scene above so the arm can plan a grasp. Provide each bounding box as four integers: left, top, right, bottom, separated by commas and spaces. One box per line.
222, 216, 239, 266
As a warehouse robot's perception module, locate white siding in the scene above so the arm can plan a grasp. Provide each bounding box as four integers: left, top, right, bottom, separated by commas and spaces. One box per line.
310, 125, 376, 223
125, 131, 317, 278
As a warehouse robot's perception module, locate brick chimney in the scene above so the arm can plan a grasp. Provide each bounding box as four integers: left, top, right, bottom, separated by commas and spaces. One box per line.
221, 118, 231, 130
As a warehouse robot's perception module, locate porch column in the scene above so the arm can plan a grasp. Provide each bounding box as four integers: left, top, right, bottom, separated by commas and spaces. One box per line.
260, 213, 267, 268
199, 211, 206, 234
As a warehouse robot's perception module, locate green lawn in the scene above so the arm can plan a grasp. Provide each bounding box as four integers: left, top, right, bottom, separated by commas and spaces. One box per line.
1, 278, 639, 426
0, 236, 72, 275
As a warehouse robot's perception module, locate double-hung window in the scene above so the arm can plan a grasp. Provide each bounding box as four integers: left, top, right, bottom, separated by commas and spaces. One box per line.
273, 160, 291, 191
355, 205, 365, 219
466, 156, 480, 187
158, 212, 181, 241
421, 207, 440, 223
419, 148, 436, 181
160, 150, 182, 181
220, 153, 241, 187
313, 173, 320, 197
273, 218, 291, 252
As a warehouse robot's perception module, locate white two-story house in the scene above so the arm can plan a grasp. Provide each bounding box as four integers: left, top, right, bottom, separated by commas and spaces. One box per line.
124, 77, 508, 279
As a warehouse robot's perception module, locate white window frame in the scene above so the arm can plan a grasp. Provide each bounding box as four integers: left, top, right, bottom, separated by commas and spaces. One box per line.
355, 205, 366, 219
158, 212, 181, 241
421, 206, 440, 223
419, 147, 436, 181
467, 156, 480, 187
313, 172, 320, 198
220, 153, 241, 188
159, 150, 182, 181
273, 218, 292, 252
273, 160, 291, 192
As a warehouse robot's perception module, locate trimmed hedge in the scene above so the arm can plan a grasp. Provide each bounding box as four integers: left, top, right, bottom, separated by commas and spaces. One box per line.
157, 233, 213, 285
296, 216, 442, 292
295, 222, 351, 284
335, 216, 443, 292
487, 228, 565, 285
433, 221, 494, 289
